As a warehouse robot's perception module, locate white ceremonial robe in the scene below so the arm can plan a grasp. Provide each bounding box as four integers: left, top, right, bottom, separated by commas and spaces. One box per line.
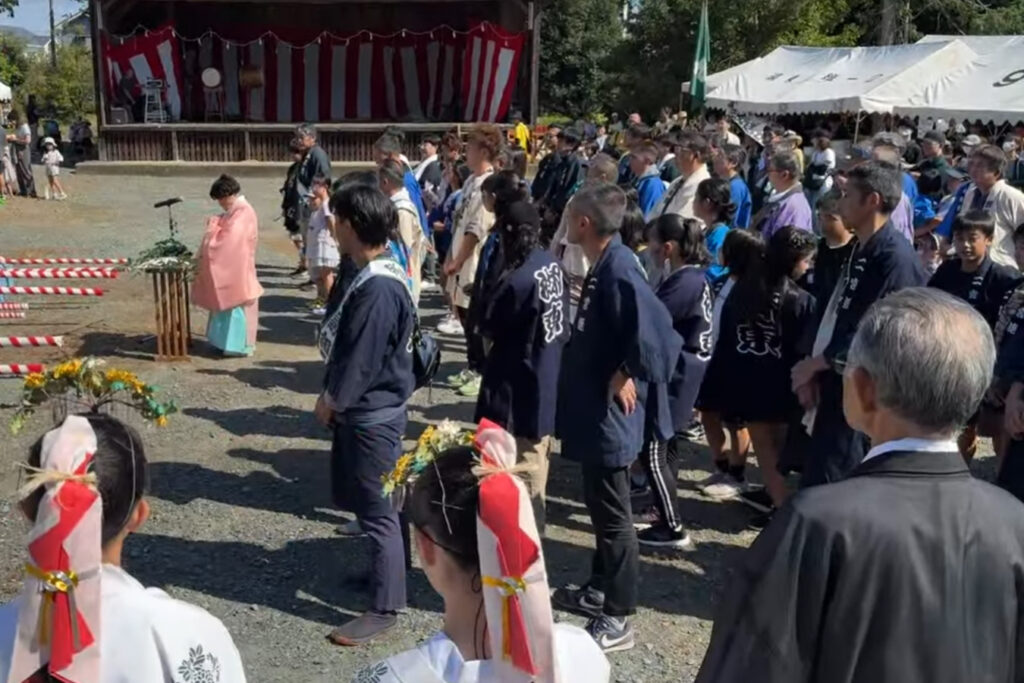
0, 564, 247, 683
353, 623, 610, 683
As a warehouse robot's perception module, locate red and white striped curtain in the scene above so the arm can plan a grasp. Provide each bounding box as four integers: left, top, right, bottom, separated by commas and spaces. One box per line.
102, 23, 525, 123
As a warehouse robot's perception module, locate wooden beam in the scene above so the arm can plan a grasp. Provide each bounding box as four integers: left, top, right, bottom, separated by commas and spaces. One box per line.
89, 0, 107, 130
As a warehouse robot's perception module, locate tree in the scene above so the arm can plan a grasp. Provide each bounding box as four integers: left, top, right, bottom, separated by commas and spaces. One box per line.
1, 0, 17, 18
539, 0, 623, 119
0, 34, 29, 90
21, 43, 94, 121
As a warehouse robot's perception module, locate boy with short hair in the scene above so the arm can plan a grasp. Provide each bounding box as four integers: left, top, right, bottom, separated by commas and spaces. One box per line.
929, 210, 1022, 328
929, 210, 1022, 461
809, 193, 855, 304
712, 144, 751, 229
630, 141, 666, 218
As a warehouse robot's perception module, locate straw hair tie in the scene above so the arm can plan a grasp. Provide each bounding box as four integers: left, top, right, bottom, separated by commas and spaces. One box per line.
15, 463, 98, 500
471, 457, 538, 480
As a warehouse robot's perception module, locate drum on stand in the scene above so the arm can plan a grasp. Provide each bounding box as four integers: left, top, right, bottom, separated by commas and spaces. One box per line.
201, 67, 222, 89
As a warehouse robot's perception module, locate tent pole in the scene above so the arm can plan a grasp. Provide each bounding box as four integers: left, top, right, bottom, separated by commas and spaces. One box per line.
853, 113, 863, 145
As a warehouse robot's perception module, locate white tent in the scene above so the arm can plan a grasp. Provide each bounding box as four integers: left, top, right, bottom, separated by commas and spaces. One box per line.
703, 40, 978, 115
0, 81, 11, 103
894, 43, 1024, 125
916, 34, 1024, 55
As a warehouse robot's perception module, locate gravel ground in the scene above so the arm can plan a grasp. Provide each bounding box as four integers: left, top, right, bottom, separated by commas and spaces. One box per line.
0, 168, 1000, 682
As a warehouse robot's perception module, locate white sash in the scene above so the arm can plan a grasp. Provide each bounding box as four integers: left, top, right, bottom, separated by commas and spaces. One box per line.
317, 258, 410, 362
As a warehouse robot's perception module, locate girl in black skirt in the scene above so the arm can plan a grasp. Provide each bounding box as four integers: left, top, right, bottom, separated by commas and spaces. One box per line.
701, 227, 817, 515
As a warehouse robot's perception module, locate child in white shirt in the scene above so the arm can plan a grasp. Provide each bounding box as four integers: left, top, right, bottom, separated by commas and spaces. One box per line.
41, 136, 67, 200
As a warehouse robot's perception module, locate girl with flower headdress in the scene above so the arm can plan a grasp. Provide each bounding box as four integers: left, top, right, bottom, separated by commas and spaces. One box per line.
355, 421, 610, 683
0, 413, 246, 682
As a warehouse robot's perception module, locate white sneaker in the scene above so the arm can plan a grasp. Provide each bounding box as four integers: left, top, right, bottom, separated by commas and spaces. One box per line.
311, 306, 327, 316
695, 471, 727, 491
421, 281, 441, 292
447, 368, 474, 387
437, 316, 464, 335
702, 475, 750, 501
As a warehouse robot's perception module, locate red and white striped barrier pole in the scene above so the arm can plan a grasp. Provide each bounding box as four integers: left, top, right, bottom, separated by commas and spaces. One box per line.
0, 311, 26, 319
0, 363, 45, 376
0, 269, 119, 279
0, 336, 63, 348
0, 286, 103, 296
0, 303, 29, 310
0, 257, 128, 265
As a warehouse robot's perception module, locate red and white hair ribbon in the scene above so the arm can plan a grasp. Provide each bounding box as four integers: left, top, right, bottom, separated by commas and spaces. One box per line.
474, 419, 558, 683
8, 416, 102, 683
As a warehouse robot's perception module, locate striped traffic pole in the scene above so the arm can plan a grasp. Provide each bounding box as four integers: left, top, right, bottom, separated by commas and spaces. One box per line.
0, 336, 63, 348
0, 257, 128, 265
0, 363, 45, 376
0, 269, 119, 279
0, 311, 26, 319
0, 286, 103, 296
0, 303, 29, 310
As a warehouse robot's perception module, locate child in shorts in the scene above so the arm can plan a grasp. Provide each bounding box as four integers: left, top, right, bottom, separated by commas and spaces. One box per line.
41, 137, 66, 200
305, 175, 339, 316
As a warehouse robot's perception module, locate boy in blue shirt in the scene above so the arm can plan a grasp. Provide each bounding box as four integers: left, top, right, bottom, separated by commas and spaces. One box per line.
713, 144, 752, 229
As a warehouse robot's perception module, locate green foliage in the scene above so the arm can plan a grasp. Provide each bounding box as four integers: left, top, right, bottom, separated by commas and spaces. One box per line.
539, 0, 623, 119
21, 42, 94, 122
1, 0, 17, 18
0, 33, 28, 90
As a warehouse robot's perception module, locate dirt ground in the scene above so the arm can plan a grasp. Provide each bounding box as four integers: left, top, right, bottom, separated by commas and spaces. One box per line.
0, 169, 1000, 682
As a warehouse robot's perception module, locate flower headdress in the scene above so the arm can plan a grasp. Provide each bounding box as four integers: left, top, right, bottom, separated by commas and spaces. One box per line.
10, 357, 178, 435
386, 419, 558, 683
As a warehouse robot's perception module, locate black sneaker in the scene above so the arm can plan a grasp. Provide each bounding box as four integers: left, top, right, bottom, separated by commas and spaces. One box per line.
585, 614, 635, 653
680, 417, 705, 442
632, 505, 661, 530
298, 280, 316, 291
739, 487, 774, 513
748, 510, 775, 531
289, 265, 307, 277
638, 524, 694, 550
551, 584, 604, 618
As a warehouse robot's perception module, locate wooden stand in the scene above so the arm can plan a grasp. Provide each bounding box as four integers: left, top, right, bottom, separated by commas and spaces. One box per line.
150, 270, 192, 360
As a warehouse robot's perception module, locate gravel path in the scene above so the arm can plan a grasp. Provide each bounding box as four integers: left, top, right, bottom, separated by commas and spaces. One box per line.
0, 169, 999, 682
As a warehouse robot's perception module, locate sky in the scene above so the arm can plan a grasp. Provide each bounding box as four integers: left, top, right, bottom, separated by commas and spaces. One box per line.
2, 0, 82, 35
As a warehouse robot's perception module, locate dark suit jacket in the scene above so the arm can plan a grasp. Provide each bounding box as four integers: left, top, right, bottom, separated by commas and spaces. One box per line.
697, 449, 1024, 683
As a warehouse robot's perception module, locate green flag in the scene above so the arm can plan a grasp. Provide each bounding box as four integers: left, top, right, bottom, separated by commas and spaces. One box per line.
690, 0, 710, 112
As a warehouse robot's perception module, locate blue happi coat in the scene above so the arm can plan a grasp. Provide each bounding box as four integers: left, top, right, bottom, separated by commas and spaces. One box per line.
557, 236, 683, 467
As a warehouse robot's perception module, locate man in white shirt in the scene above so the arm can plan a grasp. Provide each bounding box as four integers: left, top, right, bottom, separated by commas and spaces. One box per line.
715, 116, 740, 146
647, 131, 711, 221
959, 144, 1024, 269
698, 287, 1024, 683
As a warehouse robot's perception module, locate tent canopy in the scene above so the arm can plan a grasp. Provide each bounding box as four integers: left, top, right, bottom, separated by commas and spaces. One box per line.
0, 81, 11, 103
916, 34, 1024, 55
895, 43, 1024, 125
702, 40, 978, 115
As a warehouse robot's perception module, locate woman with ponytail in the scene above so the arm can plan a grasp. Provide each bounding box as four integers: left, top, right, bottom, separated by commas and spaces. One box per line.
356, 421, 609, 682
474, 200, 570, 535
0, 414, 246, 682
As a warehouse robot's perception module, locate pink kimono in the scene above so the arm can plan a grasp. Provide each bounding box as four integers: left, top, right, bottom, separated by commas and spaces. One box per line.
192, 196, 264, 354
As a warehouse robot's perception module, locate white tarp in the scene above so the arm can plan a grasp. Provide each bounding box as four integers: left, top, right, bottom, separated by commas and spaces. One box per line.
0, 81, 11, 102
703, 40, 978, 115
895, 43, 1024, 124
916, 34, 1024, 55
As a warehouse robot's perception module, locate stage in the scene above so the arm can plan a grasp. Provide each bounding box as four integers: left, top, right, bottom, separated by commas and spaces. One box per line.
88, 0, 540, 162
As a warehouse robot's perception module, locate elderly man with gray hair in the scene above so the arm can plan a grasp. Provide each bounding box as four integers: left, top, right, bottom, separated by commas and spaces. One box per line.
698, 287, 1024, 683
756, 149, 813, 238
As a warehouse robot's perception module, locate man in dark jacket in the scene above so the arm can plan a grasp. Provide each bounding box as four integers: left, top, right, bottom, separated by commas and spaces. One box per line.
551, 183, 682, 653
697, 287, 1024, 683
792, 161, 928, 485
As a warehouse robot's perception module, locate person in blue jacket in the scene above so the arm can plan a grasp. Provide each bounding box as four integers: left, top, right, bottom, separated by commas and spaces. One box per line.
551, 183, 682, 653
712, 143, 751, 229
475, 200, 570, 534
693, 177, 735, 281
629, 140, 666, 218
639, 214, 712, 548
316, 184, 416, 647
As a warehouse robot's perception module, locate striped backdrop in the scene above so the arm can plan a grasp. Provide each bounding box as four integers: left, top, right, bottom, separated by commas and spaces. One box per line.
102, 23, 525, 123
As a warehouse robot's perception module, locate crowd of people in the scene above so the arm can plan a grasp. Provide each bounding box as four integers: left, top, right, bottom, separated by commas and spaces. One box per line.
4, 108, 1024, 682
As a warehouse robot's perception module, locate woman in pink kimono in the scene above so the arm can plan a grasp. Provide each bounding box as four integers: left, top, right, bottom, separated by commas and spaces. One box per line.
193, 174, 264, 357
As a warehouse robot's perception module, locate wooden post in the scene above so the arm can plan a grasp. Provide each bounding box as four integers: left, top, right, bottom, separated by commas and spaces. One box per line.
150, 270, 190, 361
243, 129, 252, 160
170, 129, 180, 161
528, 3, 542, 126
89, 0, 107, 161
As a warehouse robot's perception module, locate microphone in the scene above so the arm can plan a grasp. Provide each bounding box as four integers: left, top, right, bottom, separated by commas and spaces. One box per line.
153, 197, 183, 209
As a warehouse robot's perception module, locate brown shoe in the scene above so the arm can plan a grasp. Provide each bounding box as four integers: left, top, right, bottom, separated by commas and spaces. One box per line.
327, 611, 398, 646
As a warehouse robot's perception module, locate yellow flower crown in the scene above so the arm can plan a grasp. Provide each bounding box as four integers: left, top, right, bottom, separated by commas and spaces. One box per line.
381, 420, 475, 498
10, 357, 178, 435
